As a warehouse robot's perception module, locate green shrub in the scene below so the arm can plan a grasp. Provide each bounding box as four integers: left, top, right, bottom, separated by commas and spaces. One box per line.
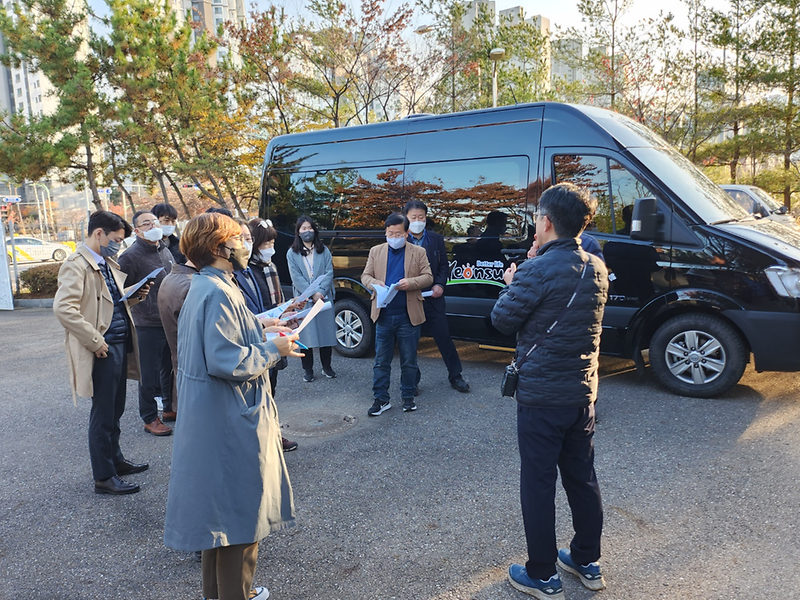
20, 263, 61, 296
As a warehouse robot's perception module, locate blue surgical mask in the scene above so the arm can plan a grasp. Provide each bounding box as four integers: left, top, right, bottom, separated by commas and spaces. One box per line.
387, 236, 405, 250
100, 240, 121, 257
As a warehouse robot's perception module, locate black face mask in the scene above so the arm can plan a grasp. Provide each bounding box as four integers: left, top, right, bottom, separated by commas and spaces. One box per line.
222, 245, 249, 271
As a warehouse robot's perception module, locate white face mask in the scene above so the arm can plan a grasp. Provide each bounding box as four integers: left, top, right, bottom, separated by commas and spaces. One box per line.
161, 225, 175, 236
409, 220, 425, 234
259, 248, 275, 263
387, 236, 406, 250
143, 227, 163, 242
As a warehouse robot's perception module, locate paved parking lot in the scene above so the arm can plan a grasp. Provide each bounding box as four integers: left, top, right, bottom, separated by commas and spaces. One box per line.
1, 307, 799, 599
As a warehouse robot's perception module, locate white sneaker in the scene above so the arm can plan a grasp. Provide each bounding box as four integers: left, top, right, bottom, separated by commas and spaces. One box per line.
250, 587, 269, 600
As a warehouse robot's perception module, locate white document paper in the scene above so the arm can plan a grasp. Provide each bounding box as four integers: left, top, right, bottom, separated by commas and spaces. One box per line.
293, 298, 327, 334
255, 299, 293, 321
290, 300, 331, 322
421, 290, 433, 298
295, 274, 327, 303
119, 267, 165, 302
374, 283, 399, 308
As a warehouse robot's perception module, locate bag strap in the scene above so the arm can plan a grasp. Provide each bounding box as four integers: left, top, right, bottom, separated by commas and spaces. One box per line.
512, 260, 589, 372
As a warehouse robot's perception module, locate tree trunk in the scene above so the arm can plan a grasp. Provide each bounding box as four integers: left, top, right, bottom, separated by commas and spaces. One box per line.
163, 171, 192, 218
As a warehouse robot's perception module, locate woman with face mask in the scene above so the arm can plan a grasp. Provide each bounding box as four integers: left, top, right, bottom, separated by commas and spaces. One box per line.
164, 213, 301, 600
248, 218, 298, 452
286, 215, 338, 382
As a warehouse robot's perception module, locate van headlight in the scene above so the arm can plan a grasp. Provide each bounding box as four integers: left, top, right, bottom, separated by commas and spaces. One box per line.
765, 266, 800, 297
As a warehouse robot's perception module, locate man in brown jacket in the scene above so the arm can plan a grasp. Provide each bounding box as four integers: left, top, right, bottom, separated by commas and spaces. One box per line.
361, 212, 433, 415
54, 211, 151, 495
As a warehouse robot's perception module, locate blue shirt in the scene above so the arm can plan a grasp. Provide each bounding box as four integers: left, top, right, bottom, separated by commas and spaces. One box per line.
384, 244, 407, 314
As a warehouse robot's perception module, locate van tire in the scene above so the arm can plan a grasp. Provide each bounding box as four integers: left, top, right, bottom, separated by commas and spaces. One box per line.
334, 298, 373, 358
52, 248, 67, 261
649, 313, 748, 398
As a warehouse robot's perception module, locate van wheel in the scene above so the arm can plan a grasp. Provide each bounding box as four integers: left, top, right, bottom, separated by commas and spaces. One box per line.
649, 314, 748, 398
334, 298, 373, 358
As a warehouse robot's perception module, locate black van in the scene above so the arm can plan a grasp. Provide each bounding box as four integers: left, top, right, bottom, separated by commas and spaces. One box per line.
260, 102, 800, 398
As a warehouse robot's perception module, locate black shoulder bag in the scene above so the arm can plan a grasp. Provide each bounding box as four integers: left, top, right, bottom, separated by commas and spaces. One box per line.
501, 261, 589, 398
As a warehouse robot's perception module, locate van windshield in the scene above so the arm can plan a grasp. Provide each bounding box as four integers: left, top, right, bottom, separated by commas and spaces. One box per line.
629, 146, 749, 224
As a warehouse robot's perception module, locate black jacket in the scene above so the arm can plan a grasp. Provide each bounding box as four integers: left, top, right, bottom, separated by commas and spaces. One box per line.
491, 237, 608, 408
409, 229, 448, 313
117, 238, 174, 328
165, 234, 186, 265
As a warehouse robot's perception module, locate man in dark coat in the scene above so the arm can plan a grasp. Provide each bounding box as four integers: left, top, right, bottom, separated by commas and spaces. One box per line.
491, 183, 609, 599
404, 200, 469, 393
117, 210, 175, 436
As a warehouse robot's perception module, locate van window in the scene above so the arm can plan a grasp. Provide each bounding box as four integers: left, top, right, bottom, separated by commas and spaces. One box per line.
405, 157, 528, 237
268, 166, 404, 230
553, 154, 654, 236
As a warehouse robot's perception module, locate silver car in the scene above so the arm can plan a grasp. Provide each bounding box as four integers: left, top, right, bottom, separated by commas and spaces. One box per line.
5, 236, 72, 262
720, 184, 798, 228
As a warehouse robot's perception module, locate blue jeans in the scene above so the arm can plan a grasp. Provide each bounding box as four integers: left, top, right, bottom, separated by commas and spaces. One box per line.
373, 312, 421, 402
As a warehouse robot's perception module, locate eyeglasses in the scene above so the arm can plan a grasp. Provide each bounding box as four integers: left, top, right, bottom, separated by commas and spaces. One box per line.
386, 231, 407, 238
137, 220, 159, 229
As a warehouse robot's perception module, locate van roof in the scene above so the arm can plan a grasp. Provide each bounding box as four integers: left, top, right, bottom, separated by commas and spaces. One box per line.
264, 102, 669, 155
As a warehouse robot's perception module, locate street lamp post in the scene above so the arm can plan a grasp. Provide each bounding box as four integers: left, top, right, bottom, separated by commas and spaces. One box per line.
415, 22, 459, 113
489, 47, 506, 108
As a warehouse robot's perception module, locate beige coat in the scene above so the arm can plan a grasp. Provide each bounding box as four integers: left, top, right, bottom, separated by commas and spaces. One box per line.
53, 246, 142, 402
361, 241, 433, 326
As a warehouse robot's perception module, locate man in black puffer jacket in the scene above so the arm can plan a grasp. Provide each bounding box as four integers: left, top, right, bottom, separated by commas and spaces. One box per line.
492, 183, 609, 600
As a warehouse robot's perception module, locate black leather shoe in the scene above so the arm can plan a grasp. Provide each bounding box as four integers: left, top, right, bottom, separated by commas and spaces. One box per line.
115, 459, 149, 476
450, 376, 470, 393
95, 475, 140, 495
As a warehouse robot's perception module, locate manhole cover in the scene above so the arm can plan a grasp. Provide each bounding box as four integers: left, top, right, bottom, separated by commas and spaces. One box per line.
280, 411, 358, 437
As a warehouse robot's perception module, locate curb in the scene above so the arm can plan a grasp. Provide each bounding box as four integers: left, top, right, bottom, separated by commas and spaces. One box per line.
14, 298, 54, 308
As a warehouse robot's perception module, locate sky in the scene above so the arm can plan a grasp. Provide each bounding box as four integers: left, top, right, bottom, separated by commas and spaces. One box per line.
264, 0, 695, 36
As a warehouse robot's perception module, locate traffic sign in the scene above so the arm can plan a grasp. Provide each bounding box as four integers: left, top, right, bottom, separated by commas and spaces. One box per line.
3, 197, 21, 203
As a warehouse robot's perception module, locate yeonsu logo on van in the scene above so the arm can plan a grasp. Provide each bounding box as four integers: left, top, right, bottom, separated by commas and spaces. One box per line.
448, 260, 506, 287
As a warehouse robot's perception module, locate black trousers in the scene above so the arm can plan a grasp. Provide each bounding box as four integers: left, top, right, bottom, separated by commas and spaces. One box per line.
300, 346, 332, 371
136, 326, 172, 422
89, 342, 128, 481
517, 403, 603, 580
416, 303, 462, 384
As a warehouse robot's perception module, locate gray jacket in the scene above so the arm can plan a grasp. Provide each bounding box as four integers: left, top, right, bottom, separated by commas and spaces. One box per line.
491, 238, 608, 408
163, 267, 295, 551
117, 238, 174, 328
286, 246, 337, 348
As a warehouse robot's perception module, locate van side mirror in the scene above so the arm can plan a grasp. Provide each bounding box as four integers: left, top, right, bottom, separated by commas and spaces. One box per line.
777, 205, 789, 215
630, 197, 662, 241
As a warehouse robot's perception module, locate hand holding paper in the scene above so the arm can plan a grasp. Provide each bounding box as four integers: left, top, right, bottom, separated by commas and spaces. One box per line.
373, 283, 399, 308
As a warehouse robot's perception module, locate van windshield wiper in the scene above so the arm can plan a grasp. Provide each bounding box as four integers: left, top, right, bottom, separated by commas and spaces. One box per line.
709, 218, 740, 225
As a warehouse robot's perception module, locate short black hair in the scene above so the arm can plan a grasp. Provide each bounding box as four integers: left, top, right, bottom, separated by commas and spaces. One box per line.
385, 212, 409, 231
205, 206, 233, 218
403, 199, 427, 214
152, 203, 178, 220
87, 211, 132, 237
538, 183, 597, 238
132, 210, 155, 227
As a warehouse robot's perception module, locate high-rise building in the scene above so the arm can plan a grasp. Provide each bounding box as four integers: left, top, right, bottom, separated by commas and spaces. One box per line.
188, 0, 246, 65
497, 6, 551, 92
462, 0, 496, 29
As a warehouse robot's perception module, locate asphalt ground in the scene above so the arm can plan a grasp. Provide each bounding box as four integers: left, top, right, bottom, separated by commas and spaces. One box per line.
1, 307, 799, 599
